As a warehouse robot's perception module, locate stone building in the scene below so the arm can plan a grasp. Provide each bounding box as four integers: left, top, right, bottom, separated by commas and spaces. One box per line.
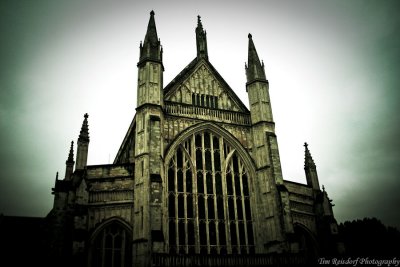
48, 11, 342, 267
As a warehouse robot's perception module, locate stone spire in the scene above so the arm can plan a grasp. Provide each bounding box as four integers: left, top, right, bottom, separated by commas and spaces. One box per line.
67, 141, 74, 163
65, 141, 75, 180
245, 33, 266, 83
76, 113, 90, 170
139, 10, 162, 63
196, 15, 208, 60
304, 142, 316, 169
304, 142, 320, 190
78, 113, 89, 143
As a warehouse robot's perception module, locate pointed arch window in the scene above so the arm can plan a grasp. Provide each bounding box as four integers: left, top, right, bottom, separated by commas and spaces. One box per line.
90, 220, 132, 267
167, 131, 254, 255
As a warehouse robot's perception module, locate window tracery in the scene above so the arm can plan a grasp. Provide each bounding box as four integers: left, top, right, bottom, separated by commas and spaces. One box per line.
91, 221, 132, 267
167, 131, 255, 255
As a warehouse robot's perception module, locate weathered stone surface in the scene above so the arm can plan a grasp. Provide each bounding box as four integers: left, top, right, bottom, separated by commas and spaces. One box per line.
46, 12, 341, 267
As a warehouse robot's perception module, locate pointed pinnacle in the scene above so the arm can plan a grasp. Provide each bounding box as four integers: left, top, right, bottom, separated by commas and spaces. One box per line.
78, 113, 90, 143
304, 142, 316, 169
246, 33, 266, 82
197, 15, 202, 27
67, 141, 74, 162
144, 11, 158, 45
196, 14, 208, 60
140, 10, 161, 62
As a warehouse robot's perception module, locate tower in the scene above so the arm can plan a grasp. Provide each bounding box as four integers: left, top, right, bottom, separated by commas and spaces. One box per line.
133, 10, 165, 266
245, 33, 294, 252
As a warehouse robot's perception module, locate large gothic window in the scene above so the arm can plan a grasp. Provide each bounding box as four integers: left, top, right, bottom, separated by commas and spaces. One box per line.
91, 220, 132, 267
167, 131, 255, 255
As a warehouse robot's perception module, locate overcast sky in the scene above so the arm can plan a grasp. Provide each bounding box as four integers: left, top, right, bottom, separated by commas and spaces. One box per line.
1, 0, 399, 229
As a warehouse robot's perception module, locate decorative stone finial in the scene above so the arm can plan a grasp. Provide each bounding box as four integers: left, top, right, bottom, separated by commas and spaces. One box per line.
248, 33, 252, 39
150, 10, 155, 16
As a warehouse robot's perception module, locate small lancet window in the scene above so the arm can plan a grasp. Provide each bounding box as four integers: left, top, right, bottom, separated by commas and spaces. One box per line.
191, 93, 218, 109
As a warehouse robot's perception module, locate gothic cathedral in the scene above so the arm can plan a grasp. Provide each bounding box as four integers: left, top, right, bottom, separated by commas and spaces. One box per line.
48, 11, 342, 267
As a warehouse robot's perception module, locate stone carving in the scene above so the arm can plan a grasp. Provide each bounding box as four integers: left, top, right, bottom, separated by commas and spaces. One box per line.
166, 63, 241, 112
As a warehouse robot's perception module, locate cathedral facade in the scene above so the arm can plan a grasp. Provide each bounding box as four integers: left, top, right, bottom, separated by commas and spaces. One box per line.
48, 11, 342, 267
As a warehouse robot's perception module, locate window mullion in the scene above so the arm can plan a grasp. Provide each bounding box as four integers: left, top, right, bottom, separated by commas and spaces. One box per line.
183, 152, 188, 253
220, 139, 231, 254
192, 135, 200, 254
201, 132, 210, 254
101, 230, 106, 267
174, 154, 179, 249
210, 133, 219, 254
231, 158, 240, 253
121, 231, 126, 267
239, 160, 249, 253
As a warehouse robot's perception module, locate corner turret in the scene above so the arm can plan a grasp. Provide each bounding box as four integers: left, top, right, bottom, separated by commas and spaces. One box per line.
245, 34, 273, 126
137, 11, 164, 108
133, 11, 165, 266
245, 33, 293, 253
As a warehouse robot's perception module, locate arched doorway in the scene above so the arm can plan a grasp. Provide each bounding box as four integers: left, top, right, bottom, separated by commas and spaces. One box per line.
293, 224, 319, 262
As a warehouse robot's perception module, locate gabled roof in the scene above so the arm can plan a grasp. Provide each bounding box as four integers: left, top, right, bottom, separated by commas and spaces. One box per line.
164, 58, 249, 113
